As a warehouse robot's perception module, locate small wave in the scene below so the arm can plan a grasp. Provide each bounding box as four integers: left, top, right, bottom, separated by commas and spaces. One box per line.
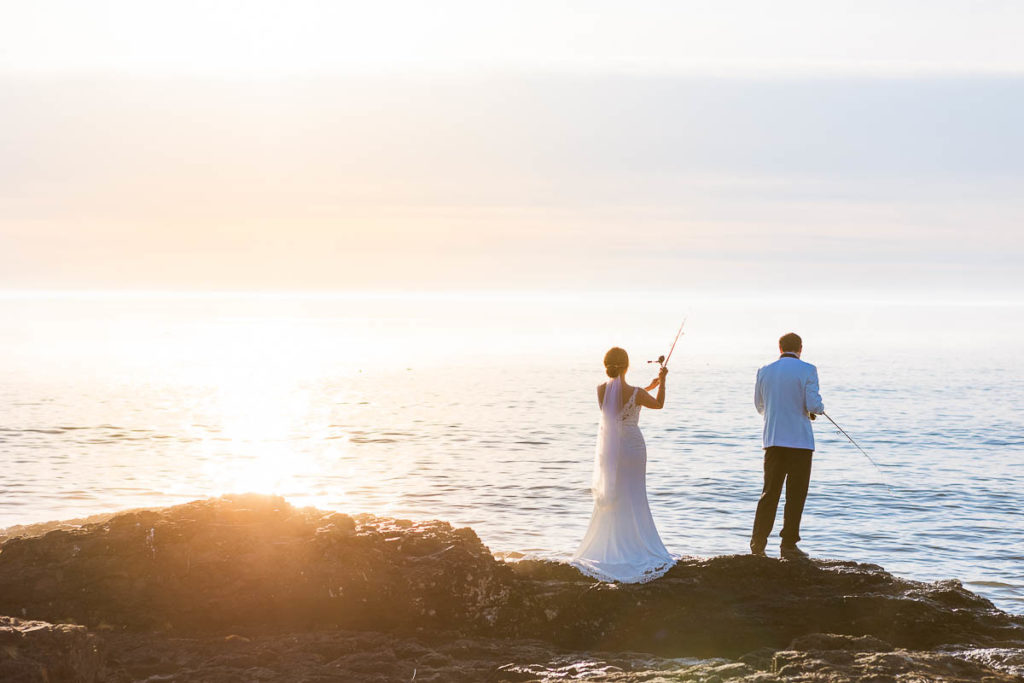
967, 580, 1023, 590
60, 491, 98, 500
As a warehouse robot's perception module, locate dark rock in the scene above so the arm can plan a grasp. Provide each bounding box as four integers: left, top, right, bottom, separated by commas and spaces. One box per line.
769, 646, 1022, 682
0, 495, 514, 636
737, 646, 775, 671
787, 633, 894, 653
956, 647, 1024, 680
0, 616, 106, 682
0, 494, 1022, 681
508, 553, 1024, 657
0, 624, 1016, 682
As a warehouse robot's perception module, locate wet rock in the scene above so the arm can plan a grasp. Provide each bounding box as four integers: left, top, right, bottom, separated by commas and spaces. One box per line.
0, 616, 105, 682
768, 646, 1022, 682
957, 646, 1024, 680
0, 622, 1018, 682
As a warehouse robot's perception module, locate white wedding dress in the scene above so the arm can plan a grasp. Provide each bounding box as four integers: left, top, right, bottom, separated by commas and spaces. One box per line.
571, 377, 676, 583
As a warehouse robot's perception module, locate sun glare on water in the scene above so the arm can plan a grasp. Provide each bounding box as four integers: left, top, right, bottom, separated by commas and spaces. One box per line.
201, 375, 318, 496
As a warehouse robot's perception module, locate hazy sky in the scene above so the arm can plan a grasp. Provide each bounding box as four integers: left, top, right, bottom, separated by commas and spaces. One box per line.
2, 1, 1023, 292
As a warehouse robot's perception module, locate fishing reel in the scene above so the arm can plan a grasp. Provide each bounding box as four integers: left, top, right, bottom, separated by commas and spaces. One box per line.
644, 355, 667, 392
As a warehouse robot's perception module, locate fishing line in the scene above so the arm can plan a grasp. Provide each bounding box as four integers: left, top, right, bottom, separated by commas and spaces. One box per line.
663, 317, 686, 367
822, 411, 896, 496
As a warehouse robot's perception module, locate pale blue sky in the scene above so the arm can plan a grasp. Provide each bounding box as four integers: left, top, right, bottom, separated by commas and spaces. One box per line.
1, 2, 1022, 293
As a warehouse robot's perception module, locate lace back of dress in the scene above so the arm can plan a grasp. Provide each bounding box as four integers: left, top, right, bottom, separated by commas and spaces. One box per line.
620, 388, 641, 425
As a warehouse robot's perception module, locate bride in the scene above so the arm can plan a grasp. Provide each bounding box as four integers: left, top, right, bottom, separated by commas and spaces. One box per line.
571, 346, 676, 583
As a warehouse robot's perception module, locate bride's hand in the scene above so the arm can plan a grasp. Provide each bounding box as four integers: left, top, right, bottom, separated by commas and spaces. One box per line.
645, 367, 668, 392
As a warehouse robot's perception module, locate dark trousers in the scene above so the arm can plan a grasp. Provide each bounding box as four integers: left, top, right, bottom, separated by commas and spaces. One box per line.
751, 446, 813, 545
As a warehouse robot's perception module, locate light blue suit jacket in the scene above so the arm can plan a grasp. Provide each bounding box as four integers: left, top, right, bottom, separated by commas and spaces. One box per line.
754, 354, 825, 450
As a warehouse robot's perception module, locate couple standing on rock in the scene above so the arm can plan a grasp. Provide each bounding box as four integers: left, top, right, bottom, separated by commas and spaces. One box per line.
570, 332, 825, 583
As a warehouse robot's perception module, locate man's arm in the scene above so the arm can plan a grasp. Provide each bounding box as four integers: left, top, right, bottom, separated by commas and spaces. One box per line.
805, 367, 824, 416
754, 368, 765, 415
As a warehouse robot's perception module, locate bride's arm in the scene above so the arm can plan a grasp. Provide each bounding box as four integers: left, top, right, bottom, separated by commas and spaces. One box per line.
637, 368, 668, 409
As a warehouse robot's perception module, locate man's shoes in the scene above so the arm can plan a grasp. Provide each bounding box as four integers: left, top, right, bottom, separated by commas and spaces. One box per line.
749, 539, 767, 556
780, 543, 809, 560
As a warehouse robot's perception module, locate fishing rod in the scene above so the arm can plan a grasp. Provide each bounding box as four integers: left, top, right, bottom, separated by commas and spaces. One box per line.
821, 411, 896, 496
643, 319, 686, 392
648, 318, 687, 370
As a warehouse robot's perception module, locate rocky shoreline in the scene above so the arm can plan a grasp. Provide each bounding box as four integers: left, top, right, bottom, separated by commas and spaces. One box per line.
1, 494, 1022, 681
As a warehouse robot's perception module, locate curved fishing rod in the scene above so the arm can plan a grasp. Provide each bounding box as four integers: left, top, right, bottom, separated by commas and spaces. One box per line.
822, 411, 896, 496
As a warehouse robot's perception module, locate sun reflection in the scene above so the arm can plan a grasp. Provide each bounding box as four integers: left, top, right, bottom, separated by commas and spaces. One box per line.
186, 320, 404, 513
200, 376, 309, 493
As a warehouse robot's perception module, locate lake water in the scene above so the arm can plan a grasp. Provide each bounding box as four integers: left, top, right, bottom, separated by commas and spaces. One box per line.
1, 291, 1022, 613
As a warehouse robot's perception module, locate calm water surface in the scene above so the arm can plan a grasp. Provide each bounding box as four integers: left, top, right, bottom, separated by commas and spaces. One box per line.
1, 293, 1022, 613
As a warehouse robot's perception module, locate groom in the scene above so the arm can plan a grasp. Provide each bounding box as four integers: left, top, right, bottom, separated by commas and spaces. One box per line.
750, 332, 824, 559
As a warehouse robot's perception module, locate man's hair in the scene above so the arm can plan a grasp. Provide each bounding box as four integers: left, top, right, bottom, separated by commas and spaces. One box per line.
779, 332, 802, 353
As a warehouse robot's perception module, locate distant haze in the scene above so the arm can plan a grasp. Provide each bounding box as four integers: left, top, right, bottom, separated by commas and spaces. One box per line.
2, 2, 1022, 293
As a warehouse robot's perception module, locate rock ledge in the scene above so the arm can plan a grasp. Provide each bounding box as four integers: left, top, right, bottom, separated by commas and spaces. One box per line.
1, 495, 1021, 681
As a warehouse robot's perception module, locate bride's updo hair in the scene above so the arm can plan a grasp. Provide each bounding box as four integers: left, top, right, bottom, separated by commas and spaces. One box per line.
603, 347, 629, 378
